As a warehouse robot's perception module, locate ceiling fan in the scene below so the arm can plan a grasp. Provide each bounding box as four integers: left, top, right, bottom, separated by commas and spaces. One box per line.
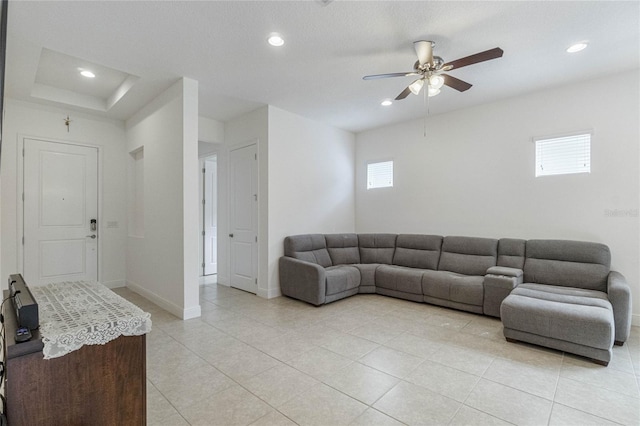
363, 41, 503, 100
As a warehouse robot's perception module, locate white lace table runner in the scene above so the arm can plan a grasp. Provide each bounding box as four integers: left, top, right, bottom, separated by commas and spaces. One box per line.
31, 281, 152, 359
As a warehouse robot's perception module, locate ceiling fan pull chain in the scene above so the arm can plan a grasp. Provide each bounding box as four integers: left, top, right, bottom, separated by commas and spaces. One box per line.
423, 84, 428, 138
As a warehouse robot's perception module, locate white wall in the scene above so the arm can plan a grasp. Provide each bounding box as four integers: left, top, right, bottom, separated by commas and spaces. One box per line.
268, 106, 356, 297
125, 78, 200, 319
0, 99, 127, 289
199, 116, 225, 145
356, 69, 640, 322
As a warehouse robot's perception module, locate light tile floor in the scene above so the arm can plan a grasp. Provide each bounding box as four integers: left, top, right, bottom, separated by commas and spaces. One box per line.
113, 285, 640, 426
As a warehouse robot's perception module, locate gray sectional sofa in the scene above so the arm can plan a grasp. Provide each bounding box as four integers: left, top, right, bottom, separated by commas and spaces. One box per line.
279, 233, 632, 365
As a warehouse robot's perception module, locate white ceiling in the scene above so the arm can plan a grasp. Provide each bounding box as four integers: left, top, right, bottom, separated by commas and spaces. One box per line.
5, 1, 640, 133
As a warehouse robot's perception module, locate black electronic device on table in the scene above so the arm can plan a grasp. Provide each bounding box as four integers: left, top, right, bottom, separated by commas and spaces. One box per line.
14, 327, 31, 343
8, 274, 39, 343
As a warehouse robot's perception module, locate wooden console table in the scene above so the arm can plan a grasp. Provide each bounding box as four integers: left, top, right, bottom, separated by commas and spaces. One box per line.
3, 281, 151, 425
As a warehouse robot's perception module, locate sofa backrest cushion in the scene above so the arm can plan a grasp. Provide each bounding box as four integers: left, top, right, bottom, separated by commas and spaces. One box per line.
326, 233, 361, 265
284, 234, 332, 267
358, 234, 397, 264
438, 236, 498, 276
497, 238, 526, 269
393, 234, 442, 270
524, 239, 610, 292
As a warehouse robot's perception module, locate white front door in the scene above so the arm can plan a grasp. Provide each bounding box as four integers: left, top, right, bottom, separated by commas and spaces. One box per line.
23, 138, 99, 285
203, 158, 217, 276
229, 144, 258, 294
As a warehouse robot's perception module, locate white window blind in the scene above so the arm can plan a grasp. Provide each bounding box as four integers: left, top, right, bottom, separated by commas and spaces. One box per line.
535, 133, 591, 177
367, 160, 393, 189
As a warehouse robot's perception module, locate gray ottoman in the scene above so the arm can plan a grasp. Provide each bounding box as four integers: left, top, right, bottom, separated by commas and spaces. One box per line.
501, 283, 615, 365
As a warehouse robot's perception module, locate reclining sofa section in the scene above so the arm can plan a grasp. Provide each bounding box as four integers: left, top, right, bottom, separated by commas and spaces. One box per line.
279, 233, 522, 313
278, 233, 632, 365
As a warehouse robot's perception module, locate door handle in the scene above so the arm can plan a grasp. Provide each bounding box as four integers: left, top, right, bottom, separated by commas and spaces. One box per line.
86, 235, 97, 239
229, 233, 234, 238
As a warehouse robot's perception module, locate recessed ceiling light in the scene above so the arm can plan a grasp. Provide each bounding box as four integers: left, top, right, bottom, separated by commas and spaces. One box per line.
567, 42, 588, 53
268, 33, 285, 47
80, 70, 96, 78
381, 99, 393, 106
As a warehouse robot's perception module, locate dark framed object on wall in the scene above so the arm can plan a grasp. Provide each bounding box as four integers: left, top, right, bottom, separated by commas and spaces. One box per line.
0, 0, 8, 166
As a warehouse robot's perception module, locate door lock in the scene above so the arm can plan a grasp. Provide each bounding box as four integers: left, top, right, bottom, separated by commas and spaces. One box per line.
90, 219, 97, 231
229, 233, 234, 238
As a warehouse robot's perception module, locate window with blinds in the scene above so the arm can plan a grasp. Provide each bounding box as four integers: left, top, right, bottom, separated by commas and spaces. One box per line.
367, 160, 393, 189
535, 133, 591, 177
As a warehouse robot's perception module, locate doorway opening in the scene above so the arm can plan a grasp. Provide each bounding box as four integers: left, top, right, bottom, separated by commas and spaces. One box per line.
199, 154, 217, 284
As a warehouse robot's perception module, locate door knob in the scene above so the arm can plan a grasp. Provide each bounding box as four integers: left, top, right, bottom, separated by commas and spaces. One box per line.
229, 233, 234, 238
86, 235, 97, 239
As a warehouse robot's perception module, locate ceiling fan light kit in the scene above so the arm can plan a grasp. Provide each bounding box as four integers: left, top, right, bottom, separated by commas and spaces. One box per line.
409, 78, 424, 95
363, 40, 504, 102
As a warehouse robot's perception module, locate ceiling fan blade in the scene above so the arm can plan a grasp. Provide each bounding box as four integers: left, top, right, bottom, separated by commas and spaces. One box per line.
443, 74, 473, 92
363, 72, 417, 80
443, 47, 503, 70
414, 40, 434, 66
395, 86, 412, 100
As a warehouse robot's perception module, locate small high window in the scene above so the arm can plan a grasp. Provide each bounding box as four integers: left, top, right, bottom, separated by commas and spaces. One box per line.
367, 160, 393, 189
535, 133, 591, 177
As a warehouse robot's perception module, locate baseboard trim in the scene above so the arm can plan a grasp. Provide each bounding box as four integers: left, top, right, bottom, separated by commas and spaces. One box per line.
183, 304, 202, 320
257, 287, 282, 299
217, 275, 229, 286
102, 279, 125, 289
126, 280, 200, 320
632, 314, 640, 327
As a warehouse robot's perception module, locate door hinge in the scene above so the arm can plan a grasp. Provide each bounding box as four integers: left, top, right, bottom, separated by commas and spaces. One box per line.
22, 148, 25, 157
22, 236, 24, 245
255, 236, 257, 242
202, 231, 205, 236
202, 199, 205, 205
202, 263, 205, 268
202, 168, 206, 173
254, 153, 257, 160
255, 278, 257, 284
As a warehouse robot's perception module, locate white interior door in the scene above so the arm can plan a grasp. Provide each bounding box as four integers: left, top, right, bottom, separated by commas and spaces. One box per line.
229, 144, 258, 294
23, 139, 98, 285
203, 157, 217, 275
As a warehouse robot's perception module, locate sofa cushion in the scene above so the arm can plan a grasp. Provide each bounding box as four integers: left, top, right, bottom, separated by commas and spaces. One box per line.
393, 234, 442, 270
501, 283, 614, 350
497, 238, 526, 269
353, 264, 379, 288
376, 265, 424, 295
422, 270, 484, 306
284, 234, 332, 267
326, 233, 360, 265
524, 240, 610, 292
359, 234, 397, 264
325, 265, 360, 296
438, 236, 498, 276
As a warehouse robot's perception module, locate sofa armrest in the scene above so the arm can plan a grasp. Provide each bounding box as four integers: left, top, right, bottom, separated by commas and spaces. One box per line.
483, 271, 523, 318
279, 256, 326, 306
486, 266, 523, 278
608, 271, 632, 345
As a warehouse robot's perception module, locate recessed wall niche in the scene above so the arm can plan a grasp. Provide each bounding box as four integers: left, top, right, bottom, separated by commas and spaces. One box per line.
128, 147, 144, 237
